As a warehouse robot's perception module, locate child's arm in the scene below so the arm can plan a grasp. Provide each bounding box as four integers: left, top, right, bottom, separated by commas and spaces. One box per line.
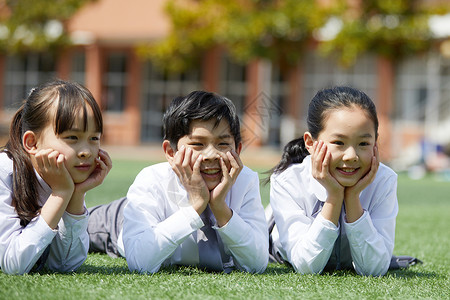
343, 145, 379, 223
270, 170, 339, 274
123, 165, 204, 274
310, 141, 344, 226
170, 146, 210, 215
46, 149, 111, 272
213, 167, 269, 273
0, 177, 57, 275
343, 170, 398, 276
67, 149, 112, 215
209, 150, 242, 227
34, 149, 75, 229
343, 146, 397, 276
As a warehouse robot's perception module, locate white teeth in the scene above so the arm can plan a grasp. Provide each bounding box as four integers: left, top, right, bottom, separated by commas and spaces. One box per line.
341, 168, 356, 173
202, 169, 219, 174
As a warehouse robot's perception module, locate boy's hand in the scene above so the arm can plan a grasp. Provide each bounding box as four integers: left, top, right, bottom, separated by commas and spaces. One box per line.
34, 148, 74, 198
170, 146, 209, 214
73, 149, 113, 195
209, 149, 243, 227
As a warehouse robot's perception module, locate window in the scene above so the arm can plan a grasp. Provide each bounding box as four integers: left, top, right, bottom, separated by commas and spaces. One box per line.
140, 62, 201, 142
70, 51, 86, 85
303, 52, 377, 119
103, 52, 127, 111
219, 55, 247, 115
3, 53, 56, 109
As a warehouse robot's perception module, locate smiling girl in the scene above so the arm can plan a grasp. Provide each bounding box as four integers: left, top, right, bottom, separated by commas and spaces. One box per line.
0, 80, 112, 275
267, 86, 398, 276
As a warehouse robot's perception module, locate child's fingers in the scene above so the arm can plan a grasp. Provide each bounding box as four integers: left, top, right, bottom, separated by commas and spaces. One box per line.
226, 150, 242, 180
182, 147, 193, 177
322, 147, 331, 172
192, 154, 202, 175
98, 149, 113, 170
228, 149, 243, 168
220, 157, 230, 180
374, 144, 380, 164
34, 149, 53, 169
56, 153, 65, 168
171, 145, 185, 176
312, 141, 327, 173
173, 145, 185, 165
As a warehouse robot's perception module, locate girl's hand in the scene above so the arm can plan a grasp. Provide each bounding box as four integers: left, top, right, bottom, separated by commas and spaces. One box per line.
310, 141, 344, 200
34, 148, 74, 198
170, 146, 209, 214
209, 150, 242, 226
344, 144, 379, 201
73, 149, 113, 195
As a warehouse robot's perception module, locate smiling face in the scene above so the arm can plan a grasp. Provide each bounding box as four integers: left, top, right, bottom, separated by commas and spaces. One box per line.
175, 118, 241, 191
34, 105, 101, 184
312, 105, 376, 187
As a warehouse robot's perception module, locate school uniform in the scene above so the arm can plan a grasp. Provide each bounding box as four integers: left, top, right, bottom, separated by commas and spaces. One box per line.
0, 152, 89, 275
269, 155, 398, 276
120, 162, 268, 274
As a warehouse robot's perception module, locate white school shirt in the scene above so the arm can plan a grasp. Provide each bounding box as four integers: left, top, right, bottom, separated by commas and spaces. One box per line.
0, 152, 89, 275
122, 162, 269, 274
270, 155, 398, 276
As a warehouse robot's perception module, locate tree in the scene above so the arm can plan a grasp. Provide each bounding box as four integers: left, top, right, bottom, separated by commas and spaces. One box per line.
319, 0, 450, 66
137, 0, 335, 73
0, 0, 95, 54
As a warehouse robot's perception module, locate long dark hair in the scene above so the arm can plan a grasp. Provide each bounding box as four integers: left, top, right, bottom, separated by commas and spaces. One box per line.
269, 86, 378, 176
1, 79, 102, 226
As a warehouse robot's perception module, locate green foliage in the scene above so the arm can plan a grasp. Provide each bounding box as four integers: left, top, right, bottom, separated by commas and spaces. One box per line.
138, 0, 333, 73
319, 0, 450, 66
0, 0, 95, 54
141, 0, 449, 72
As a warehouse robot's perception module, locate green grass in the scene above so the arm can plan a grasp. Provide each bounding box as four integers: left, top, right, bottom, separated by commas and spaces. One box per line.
1, 160, 449, 299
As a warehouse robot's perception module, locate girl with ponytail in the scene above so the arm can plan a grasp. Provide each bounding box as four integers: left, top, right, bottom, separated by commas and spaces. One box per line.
0, 79, 112, 275
268, 86, 399, 276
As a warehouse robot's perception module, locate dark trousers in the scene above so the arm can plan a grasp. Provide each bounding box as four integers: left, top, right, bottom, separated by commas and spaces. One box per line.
87, 197, 127, 258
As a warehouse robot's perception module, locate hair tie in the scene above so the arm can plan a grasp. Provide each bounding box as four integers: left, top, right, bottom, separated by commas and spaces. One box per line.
28, 87, 37, 97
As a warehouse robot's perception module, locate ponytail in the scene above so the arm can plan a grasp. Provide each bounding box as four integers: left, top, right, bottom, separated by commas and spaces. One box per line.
271, 137, 309, 174
263, 137, 309, 184
2, 105, 41, 227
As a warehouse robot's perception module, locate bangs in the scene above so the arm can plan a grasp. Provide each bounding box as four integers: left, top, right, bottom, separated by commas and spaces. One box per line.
54, 83, 103, 134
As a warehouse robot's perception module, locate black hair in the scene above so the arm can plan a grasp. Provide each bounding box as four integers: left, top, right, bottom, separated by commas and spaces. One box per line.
1, 79, 102, 226
163, 90, 241, 148
269, 86, 378, 175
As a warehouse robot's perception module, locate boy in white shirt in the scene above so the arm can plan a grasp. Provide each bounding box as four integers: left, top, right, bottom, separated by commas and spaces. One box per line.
88, 91, 269, 274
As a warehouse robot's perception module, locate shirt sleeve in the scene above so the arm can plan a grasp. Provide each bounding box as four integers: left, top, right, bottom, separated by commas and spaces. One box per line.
270, 173, 339, 274
213, 171, 269, 274
46, 209, 89, 273
122, 169, 204, 274
0, 176, 56, 275
344, 172, 398, 276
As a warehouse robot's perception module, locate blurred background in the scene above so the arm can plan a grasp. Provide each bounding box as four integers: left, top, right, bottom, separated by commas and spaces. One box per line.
0, 0, 449, 178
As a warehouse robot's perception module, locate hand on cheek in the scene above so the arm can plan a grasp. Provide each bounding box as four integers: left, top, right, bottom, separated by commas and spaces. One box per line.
170, 146, 209, 214
207, 150, 242, 227
74, 149, 113, 194
345, 144, 379, 199
34, 148, 74, 197
310, 141, 343, 199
